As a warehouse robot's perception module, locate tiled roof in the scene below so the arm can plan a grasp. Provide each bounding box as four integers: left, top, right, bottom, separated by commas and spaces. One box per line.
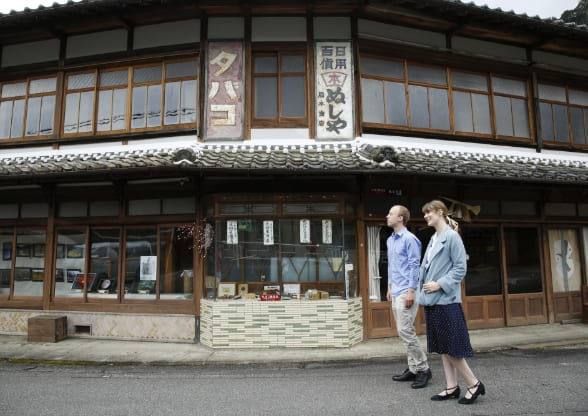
1, 141, 586, 185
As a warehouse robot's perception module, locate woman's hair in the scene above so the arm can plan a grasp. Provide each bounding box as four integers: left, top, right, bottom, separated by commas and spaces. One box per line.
422, 199, 459, 232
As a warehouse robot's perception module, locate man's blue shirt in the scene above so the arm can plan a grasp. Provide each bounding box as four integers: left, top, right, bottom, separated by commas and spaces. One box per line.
387, 227, 422, 297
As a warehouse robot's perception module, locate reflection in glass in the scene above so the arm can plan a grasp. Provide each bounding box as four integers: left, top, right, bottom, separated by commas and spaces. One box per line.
505, 228, 542, 294
25, 97, 41, 136
88, 229, 119, 298
0, 232, 13, 295
160, 227, 194, 299
13, 230, 46, 297
123, 228, 156, 300
462, 228, 502, 296
54, 230, 86, 299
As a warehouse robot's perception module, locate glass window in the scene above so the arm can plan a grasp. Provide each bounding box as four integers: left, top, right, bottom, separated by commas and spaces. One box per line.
462, 228, 502, 296
160, 227, 194, 299
0, 77, 56, 139
539, 83, 588, 146
13, 230, 46, 297
252, 52, 306, 126
504, 228, 542, 294
88, 229, 119, 297
0, 231, 13, 296
548, 229, 582, 293
64, 72, 96, 135
452, 71, 491, 135
54, 230, 86, 299
491, 76, 530, 139
122, 228, 157, 300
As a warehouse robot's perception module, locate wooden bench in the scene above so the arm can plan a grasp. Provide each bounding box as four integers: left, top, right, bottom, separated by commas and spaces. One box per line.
28, 315, 67, 343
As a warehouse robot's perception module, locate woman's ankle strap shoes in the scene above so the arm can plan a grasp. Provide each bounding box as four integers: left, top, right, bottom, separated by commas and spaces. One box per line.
431, 385, 460, 401
458, 381, 485, 405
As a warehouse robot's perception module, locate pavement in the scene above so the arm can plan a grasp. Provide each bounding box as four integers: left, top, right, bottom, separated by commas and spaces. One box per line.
1, 322, 587, 367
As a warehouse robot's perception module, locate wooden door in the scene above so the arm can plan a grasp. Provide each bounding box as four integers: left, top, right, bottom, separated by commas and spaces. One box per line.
503, 226, 548, 326
546, 228, 584, 322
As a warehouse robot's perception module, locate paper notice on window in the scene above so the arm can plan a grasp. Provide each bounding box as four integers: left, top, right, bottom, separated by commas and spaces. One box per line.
227, 220, 238, 245
263, 220, 274, 245
322, 219, 332, 244
300, 219, 311, 244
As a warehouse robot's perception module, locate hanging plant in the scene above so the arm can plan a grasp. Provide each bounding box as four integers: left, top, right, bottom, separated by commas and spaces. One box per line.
177, 219, 214, 258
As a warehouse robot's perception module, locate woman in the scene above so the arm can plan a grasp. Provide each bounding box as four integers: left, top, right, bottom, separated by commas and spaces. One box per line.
417, 200, 485, 405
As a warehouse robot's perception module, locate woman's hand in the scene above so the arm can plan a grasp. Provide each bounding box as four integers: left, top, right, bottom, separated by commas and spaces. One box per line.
423, 281, 441, 293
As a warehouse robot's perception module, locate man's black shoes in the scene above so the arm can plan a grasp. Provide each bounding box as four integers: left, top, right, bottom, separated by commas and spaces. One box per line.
411, 369, 432, 389
392, 368, 416, 381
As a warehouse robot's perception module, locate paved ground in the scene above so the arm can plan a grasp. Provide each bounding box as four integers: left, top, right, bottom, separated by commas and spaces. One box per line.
1, 322, 587, 366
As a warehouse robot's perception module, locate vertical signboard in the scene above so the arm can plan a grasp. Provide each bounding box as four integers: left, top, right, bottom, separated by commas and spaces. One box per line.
315, 41, 354, 140
205, 41, 244, 140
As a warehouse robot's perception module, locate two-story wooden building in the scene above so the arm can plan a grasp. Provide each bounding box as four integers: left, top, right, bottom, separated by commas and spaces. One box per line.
0, 0, 586, 347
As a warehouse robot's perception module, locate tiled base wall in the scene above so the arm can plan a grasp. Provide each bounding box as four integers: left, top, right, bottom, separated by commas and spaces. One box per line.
0, 310, 195, 343
200, 297, 363, 348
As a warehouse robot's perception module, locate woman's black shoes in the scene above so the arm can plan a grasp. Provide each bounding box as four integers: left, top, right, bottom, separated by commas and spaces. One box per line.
458, 381, 485, 405
431, 386, 460, 401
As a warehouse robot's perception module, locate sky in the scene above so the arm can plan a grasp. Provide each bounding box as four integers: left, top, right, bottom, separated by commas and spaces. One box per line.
0, 0, 580, 19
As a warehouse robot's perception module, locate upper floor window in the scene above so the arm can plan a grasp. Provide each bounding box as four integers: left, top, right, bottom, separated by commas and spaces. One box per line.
538, 83, 588, 146
360, 55, 531, 140
252, 50, 307, 127
63, 58, 198, 136
0, 77, 56, 140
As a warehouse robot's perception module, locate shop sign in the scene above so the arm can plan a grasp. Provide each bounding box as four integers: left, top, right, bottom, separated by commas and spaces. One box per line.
205, 41, 244, 140
227, 220, 238, 245
263, 220, 274, 245
315, 41, 354, 140
300, 219, 311, 244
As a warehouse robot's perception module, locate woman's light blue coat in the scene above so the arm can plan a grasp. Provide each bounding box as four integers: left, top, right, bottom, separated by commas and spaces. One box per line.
417, 226, 467, 306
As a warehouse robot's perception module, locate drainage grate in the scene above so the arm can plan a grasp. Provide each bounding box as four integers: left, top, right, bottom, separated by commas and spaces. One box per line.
74, 325, 91, 334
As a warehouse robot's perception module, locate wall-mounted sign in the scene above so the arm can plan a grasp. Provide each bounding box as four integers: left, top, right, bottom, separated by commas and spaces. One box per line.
227, 220, 238, 245
315, 41, 354, 140
300, 219, 311, 244
263, 220, 274, 246
205, 41, 244, 140
322, 219, 332, 244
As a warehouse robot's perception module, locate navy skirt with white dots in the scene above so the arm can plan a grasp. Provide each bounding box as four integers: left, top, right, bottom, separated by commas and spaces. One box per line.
424, 304, 473, 358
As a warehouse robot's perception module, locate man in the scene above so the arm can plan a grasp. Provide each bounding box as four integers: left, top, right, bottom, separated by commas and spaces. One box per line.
386, 205, 432, 389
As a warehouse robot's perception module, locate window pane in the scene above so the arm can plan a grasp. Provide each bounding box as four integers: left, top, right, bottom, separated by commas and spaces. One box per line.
452, 71, 488, 92
67, 73, 96, 90
164, 81, 180, 125
492, 77, 526, 97
505, 228, 542, 294
55, 230, 86, 299
180, 80, 197, 124
384, 81, 407, 126
11, 99, 24, 138
361, 57, 404, 79
89, 229, 119, 297
166, 60, 197, 79
569, 89, 588, 106
281, 55, 304, 72
64, 93, 80, 134
160, 227, 194, 299
255, 77, 277, 118
409, 85, 429, 128
112, 89, 127, 130
133, 66, 162, 83
39, 95, 55, 135
29, 77, 57, 94
512, 98, 530, 138
538, 84, 566, 102
255, 56, 277, 73
281, 76, 305, 117
463, 228, 502, 296
25, 97, 41, 136
472, 93, 491, 134
554, 104, 569, 142
429, 87, 450, 130
361, 78, 384, 123
280, 219, 317, 282
494, 96, 513, 136
2, 82, 26, 98
79, 91, 94, 132
0, 232, 12, 295
408, 64, 446, 86
123, 228, 156, 299
97, 90, 113, 131
454, 91, 473, 132
131, 86, 147, 128
0, 101, 12, 138
570, 107, 586, 144
100, 70, 127, 87
539, 102, 554, 141
147, 84, 162, 127
13, 230, 46, 297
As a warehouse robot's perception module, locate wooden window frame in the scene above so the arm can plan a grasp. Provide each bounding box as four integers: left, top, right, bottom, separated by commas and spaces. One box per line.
0, 75, 57, 141
251, 44, 308, 128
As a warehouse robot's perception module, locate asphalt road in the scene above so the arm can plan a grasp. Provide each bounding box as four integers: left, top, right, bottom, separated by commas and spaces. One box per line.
1, 345, 587, 416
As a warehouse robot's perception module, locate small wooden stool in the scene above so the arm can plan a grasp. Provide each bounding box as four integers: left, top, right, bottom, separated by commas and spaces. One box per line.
28, 315, 67, 342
